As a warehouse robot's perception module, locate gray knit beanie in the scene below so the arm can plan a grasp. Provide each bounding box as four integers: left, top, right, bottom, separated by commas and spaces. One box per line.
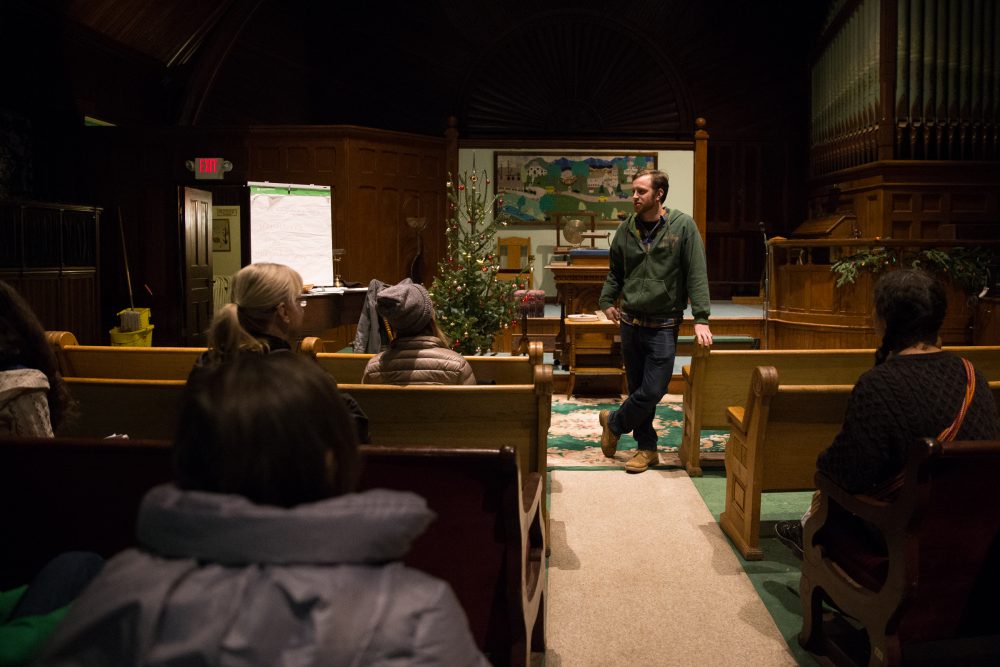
376, 279, 433, 336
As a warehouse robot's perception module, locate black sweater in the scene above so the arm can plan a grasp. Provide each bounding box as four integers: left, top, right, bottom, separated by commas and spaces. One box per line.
816, 351, 999, 493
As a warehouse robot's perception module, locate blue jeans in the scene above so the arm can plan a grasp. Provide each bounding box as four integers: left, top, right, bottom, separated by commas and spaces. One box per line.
609, 321, 679, 451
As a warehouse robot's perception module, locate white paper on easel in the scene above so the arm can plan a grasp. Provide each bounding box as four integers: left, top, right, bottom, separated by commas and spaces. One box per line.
249, 187, 333, 287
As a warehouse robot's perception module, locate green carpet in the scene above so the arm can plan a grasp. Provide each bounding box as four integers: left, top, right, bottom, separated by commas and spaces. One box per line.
546, 395, 728, 469
690, 471, 820, 666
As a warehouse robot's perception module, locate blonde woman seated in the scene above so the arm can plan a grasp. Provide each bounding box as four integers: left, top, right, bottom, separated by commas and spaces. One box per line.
193, 262, 370, 442
196, 262, 305, 368
362, 280, 475, 385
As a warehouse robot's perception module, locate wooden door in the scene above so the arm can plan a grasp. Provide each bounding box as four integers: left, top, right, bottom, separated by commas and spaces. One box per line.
182, 187, 213, 346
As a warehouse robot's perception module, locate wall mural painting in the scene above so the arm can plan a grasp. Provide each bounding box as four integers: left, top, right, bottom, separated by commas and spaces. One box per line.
494, 152, 657, 222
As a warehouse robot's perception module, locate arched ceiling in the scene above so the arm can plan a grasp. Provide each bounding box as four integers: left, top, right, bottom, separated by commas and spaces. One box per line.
459, 11, 692, 139
9, 0, 831, 140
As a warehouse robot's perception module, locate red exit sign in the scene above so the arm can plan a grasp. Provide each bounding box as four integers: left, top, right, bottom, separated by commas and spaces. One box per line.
186, 157, 232, 180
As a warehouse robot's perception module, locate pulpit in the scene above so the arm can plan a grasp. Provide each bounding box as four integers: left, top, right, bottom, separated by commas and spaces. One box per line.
546, 249, 610, 364
299, 288, 367, 351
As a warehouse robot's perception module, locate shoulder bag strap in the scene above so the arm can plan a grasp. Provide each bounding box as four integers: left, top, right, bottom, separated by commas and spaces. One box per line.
936, 358, 976, 443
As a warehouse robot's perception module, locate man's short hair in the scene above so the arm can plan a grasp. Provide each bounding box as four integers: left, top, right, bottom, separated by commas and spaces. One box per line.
634, 169, 669, 203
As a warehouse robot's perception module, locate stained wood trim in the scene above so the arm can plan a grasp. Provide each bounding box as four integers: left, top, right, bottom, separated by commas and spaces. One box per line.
694, 117, 709, 246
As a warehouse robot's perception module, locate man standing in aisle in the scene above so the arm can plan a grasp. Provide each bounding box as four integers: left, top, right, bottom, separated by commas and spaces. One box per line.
597, 169, 713, 473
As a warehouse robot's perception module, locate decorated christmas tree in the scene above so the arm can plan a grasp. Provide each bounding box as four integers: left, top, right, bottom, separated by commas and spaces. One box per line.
429, 170, 531, 354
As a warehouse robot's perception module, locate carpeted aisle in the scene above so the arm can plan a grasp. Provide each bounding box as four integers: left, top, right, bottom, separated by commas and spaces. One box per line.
547, 395, 728, 469
545, 468, 798, 666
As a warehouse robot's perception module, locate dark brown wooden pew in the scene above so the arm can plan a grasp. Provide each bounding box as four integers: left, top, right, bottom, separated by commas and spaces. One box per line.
0, 437, 174, 588
0, 437, 545, 666
681, 345, 1000, 477
799, 438, 1000, 667
359, 446, 545, 666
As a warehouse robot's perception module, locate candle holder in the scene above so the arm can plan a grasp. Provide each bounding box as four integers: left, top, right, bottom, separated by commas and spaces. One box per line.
332, 248, 345, 287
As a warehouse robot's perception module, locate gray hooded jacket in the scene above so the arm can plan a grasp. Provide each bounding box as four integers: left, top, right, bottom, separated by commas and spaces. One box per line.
40, 485, 487, 667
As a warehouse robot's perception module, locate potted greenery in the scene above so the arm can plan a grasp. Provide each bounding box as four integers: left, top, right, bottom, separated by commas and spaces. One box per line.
831, 244, 992, 296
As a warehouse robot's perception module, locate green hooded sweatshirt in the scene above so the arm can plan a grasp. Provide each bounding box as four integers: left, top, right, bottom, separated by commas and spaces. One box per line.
598, 208, 710, 324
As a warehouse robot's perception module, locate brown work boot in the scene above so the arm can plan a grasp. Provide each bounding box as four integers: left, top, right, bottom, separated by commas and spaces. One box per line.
598, 410, 619, 457
625, 449, 659, 473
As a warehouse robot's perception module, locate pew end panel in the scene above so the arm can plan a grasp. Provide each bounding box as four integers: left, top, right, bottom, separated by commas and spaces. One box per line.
720, 365, 852, 560
799, 438, 1000, 667
358, 445, 546, 666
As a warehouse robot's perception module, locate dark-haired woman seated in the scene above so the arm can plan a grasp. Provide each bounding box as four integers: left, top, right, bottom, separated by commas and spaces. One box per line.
41, 353, 487, 666
776, 269, 1000, 556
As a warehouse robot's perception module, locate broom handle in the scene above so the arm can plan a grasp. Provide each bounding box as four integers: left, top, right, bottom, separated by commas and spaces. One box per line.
118, 208, 135, 310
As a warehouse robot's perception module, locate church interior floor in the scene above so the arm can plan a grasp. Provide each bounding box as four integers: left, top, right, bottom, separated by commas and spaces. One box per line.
544, 467, 815, 666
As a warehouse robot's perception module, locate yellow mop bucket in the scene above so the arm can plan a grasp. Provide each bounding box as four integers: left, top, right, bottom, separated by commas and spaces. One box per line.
110, 308, 153, 346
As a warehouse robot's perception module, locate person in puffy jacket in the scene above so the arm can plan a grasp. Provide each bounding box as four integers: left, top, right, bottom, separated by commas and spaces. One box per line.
0, 280, 73, 437
40, 352, 487, 666
362, 279, 475, 385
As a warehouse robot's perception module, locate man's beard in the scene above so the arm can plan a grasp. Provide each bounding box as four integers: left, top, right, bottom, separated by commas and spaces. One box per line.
634, 199, 659, 218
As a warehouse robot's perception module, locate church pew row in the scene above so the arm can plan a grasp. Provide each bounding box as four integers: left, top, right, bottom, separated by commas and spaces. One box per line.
46, 331, 203, 380
302, 338, 546, 385
0, 437, 545, 667
680, 345, 1000, 477
57, 369, 553, 481
719, 366, 1000, 561
47, 331, 546, 387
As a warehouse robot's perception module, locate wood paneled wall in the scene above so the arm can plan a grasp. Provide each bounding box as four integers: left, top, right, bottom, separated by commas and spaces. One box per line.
807, 161, 1000, 240
340, 134, 446, 286
706, 140, 798, 298
81, 126, 447, 345
0, 201, 101, 343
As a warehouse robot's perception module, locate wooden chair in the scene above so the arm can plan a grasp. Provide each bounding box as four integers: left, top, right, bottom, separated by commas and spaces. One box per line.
498, 236, 532, 289
799, 438, 1000, 667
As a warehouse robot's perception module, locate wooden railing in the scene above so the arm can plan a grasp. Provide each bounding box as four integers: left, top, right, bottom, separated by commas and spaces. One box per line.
765, 238, 1000, 348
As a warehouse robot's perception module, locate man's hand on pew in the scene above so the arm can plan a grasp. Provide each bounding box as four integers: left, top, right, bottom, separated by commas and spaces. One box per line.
694, 323, 713, 347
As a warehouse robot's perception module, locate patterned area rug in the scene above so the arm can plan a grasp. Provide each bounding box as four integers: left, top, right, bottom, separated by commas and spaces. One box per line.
547, 395, 729, 470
